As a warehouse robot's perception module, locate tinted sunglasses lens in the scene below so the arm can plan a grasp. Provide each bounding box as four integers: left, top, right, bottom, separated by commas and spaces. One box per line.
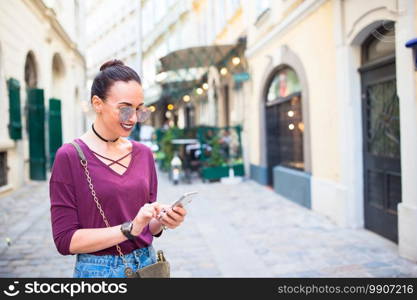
137, 108, 151, 123
119, 107, 133, 123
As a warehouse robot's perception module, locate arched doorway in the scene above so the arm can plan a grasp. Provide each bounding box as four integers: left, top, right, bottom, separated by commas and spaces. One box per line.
359, 22, 401, 242
49, 53, 65, 167
25, 51, 46, 180
265, 66, 304, 184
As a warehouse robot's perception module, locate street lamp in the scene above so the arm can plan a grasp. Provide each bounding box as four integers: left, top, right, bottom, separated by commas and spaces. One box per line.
232, 56, 241, 65
183, 95, 191, 102
220, 67, 228, 76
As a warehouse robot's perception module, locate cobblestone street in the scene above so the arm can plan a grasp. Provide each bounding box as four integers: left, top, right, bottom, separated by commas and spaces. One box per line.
1, 170, 416, 278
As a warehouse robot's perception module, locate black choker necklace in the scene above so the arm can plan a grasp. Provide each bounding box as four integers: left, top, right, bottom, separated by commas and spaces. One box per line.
92, 124, 119, 143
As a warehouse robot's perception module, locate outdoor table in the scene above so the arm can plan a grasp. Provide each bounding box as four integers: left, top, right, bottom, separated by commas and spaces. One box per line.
171, 139, 200, 183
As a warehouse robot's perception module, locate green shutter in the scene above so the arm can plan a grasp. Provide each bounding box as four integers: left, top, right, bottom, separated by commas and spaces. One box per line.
27, 88, 46, 180
7, 78, 22, 140
48, 98, 63, 167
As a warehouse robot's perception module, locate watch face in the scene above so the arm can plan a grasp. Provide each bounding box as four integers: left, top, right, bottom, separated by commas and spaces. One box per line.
122, 222, 132, 233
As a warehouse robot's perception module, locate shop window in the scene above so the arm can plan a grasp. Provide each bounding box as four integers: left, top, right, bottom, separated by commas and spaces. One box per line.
266, 67, 304, 170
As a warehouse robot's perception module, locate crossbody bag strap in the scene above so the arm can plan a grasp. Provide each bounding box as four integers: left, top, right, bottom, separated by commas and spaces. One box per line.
69, 141, 86, 161
69, 141, 135, 277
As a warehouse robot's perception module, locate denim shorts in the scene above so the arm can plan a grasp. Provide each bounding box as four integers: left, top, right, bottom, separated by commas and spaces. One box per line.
73, 245, 157, 278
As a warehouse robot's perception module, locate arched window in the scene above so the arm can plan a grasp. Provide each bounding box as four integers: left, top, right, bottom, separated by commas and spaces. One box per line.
52, 53, 65, 77
52, 53, 66, 99
265, 66, 304, 170
362, 23, 395, 64
24, 51, 38, 88
267, 67, 301, 102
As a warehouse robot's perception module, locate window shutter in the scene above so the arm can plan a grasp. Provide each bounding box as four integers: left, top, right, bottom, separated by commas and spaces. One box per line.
7, 78, 22, 140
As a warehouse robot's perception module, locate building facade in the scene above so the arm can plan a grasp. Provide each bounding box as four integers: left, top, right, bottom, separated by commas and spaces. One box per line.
140, 0, 193, 128
85, 0, 143, 134
244, 0, 417, 262
86, 0, 142, 78
0, 0, 86, 194
143, 0, 245, 130
139, 0, 417, 262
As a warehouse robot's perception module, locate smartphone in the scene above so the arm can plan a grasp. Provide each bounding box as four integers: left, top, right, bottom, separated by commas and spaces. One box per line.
157, 191, 198, 220
170, 191, 198, 209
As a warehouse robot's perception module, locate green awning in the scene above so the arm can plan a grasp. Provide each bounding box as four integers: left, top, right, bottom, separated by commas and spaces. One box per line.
158, 45, 236, 73
154, 40, 246, 104
160, 80, 200, 103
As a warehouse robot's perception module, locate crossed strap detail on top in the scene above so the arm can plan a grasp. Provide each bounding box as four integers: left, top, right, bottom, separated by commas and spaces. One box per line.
91, 150, 132, 169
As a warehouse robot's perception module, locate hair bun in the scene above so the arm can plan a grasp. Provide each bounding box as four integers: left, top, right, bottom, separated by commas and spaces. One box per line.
99, 59, 124, 71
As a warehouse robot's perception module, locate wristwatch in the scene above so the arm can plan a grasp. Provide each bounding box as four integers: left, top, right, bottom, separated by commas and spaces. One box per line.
120, 221, 136, 240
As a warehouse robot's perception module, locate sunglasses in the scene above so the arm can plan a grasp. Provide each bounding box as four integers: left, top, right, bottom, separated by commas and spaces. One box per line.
119, 106, 152, 123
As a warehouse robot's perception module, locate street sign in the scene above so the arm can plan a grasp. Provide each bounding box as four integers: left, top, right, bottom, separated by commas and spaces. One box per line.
233, 72, 250, 82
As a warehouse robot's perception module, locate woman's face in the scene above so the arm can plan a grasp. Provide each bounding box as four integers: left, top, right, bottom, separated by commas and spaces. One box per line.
94, 80, 144, 138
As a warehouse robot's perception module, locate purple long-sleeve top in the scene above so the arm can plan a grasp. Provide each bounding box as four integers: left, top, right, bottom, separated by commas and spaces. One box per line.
49, 138, 158, 256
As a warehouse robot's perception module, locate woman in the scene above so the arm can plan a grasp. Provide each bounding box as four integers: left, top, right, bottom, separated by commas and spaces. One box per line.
49, 59, 187, 278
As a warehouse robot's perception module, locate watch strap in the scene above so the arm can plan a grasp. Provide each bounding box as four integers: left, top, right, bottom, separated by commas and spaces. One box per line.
121, 221, 136, 240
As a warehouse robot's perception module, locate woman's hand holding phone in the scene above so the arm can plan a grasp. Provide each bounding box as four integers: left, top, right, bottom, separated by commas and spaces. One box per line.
156, 191, 197, 229
157, 204, 187, 230
132, 202, 161, 235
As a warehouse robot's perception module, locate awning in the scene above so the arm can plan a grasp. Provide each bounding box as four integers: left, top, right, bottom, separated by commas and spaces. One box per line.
158, 44, 236, 73
160, 79, 200, 100
154, 39, 246, 104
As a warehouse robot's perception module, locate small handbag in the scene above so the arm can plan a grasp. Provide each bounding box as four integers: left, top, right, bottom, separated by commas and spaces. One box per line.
70, 141, 170, 278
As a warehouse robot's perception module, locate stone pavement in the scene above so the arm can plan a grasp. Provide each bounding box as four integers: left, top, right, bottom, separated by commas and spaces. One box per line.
0, 169, 416, 278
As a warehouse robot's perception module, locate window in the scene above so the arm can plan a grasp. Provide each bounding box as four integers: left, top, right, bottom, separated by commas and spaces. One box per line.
256, 0, 270, 19
267, 67, 301, 102
363, 22, 395, 63
0, 152, 7, 187
266, 67, 304, 170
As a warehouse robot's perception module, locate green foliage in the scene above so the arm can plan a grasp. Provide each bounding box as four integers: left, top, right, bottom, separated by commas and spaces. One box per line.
159, 127, 182, 171
156, 125, 243, 171
206, 135, 227, 167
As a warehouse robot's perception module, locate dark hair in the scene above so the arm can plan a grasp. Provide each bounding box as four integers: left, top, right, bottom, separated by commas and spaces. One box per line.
90, 59, 142, 101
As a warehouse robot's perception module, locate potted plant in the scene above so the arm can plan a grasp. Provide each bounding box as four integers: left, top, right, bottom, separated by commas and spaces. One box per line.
201, 134, 244, 181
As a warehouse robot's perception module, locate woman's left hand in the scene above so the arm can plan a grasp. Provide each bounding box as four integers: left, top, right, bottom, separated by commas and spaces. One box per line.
157, 204, 187, 229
